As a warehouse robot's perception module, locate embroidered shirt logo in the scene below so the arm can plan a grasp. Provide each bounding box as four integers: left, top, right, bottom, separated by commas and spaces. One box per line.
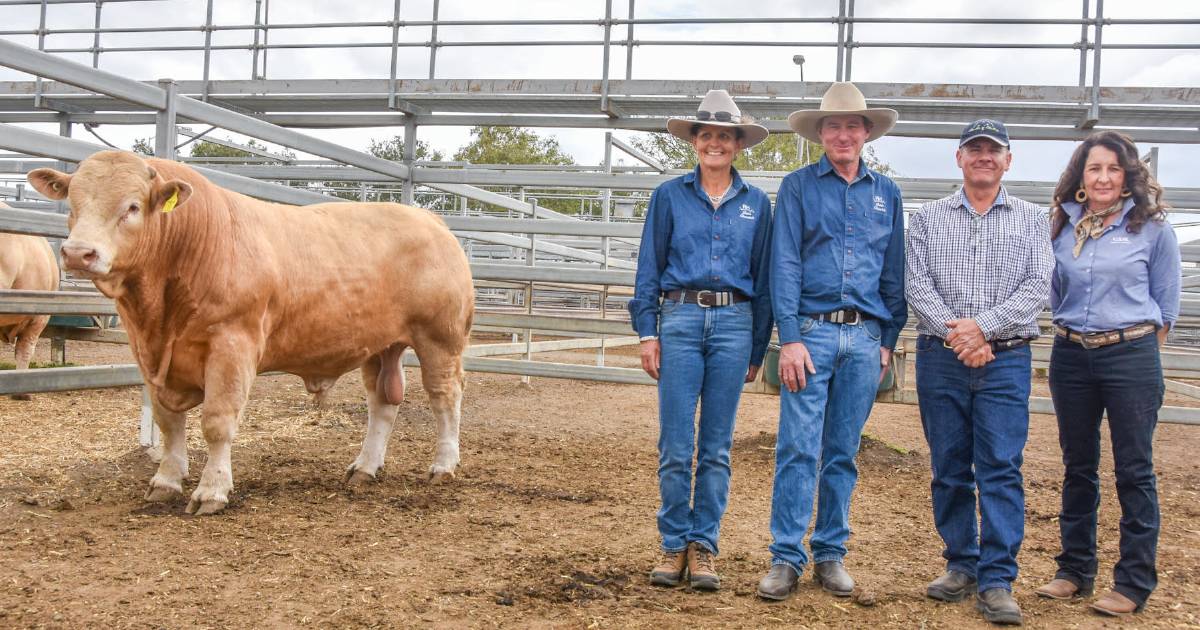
1111, 235, 1131, 244
872, 195, 888, 213
739, 203, 755, 220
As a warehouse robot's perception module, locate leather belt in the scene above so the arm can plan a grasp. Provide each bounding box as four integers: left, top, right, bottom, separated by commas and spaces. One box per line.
812, 309, 869, 325
1055, 323, 1157, 349
662, 289, 749, 308
936, 335, 1031, 353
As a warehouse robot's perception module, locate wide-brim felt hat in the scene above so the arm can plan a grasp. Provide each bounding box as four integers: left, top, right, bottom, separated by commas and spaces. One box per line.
666, 89, 769, 148
787, 82, 898, 144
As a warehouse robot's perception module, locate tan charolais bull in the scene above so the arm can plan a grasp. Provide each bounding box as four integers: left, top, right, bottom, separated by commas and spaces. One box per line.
28, 151, 474, 515
0, 201, 61, 399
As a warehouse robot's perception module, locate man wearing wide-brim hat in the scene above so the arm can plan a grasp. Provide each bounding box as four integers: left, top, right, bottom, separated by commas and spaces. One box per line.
757, 82, 908, 601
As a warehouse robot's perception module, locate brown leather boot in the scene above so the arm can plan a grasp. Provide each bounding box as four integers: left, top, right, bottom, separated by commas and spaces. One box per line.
687, 542, 720, 591
1091, 590, 1140, 616
1035, 578, 1092, 600
649, 549, 687, 587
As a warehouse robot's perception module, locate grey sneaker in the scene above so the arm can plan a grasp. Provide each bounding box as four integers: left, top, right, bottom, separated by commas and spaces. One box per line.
976, 588, 1023, 626
813, 561, 854, 597
927, 570, 978, 602
757, 564, 800, 601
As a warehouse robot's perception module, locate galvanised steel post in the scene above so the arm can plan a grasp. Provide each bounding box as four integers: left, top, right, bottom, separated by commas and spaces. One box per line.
201, 0, 214, 101
1088, 0, 1104, 125
91, 0, 101, 68
388, 0, 402, 110
835, 0, 846, 81
428, 0, 439, 80
154, 78, 178, 160
845, 0, 855, 81
523, 197, 538, 385
601, 0, 613, 115
402, 116, 416, 205
1078, 0, 1090, 87
251, 0, 262, 80
625, 0, 635, 81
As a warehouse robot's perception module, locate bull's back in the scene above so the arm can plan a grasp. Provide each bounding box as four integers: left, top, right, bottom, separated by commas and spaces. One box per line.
246, 201, 472, 374
0, 232, 59, 330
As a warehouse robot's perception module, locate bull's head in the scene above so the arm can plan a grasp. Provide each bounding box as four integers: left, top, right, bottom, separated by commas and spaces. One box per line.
28, 151, 192, 279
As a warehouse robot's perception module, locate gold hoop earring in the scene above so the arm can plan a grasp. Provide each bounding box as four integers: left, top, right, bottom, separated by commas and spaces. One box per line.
1120, 189, 1132, 198
1074, 188, 1087, 203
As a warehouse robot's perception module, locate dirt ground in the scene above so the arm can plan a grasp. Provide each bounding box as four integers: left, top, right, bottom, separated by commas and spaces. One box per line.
1, 338, 1198, 629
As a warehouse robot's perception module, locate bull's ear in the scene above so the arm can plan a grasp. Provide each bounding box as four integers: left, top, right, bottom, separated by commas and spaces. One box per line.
27, 168, 72, 200
150, 180, 193, 214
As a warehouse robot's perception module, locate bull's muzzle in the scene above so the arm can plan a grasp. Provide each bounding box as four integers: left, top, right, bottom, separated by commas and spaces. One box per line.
60, 241, 106, 274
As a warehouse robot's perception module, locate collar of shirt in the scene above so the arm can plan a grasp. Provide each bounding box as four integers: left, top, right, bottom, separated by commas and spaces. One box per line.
683, 165, 748, 205
814, 154, 874, 184
951, 185, 1011, 215
1060, 196, 1136, 227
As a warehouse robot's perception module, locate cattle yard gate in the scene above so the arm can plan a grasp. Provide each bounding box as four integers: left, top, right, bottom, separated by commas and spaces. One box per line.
1, 0, 1199, 439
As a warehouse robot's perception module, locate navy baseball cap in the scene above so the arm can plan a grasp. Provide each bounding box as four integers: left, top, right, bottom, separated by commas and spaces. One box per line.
959, 119, 1010, 147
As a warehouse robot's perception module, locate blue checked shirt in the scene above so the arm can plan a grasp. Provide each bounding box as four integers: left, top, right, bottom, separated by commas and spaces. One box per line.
1051, 198, 1180, 332
771, 155, 907, 349
905, 187, 1053, 341
628, 166, 774, 366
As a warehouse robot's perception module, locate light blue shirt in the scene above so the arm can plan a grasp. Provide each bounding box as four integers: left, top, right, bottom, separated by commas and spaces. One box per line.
628, 166, 774, 365
771, 155, 907, 348
1050, 198, 1181, 332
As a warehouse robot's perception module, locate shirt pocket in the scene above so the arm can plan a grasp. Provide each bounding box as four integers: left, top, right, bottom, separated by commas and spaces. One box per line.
988, 231, 1030, 296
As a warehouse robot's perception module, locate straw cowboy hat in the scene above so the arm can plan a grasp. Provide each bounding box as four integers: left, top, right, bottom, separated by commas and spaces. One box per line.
787, 82, 898, 144
667, 89, 769, 148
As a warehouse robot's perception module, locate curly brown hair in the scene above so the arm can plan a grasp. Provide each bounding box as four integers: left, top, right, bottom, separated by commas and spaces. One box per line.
1050, 130, 1167, 240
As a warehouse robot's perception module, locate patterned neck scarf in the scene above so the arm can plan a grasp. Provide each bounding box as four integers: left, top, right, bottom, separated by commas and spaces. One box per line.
1072, 200, 1124, 258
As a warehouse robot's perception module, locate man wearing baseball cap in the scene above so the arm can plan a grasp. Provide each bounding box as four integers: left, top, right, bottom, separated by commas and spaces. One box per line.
905, 119, 1053, 625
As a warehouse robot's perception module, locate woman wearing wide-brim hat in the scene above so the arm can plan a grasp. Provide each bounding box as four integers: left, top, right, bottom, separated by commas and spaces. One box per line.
628, 89, 774, 592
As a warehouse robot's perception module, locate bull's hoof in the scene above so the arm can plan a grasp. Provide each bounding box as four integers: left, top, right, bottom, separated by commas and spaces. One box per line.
428, 470, 456, 485
145, 483, 183, 503
185, 497, 228, 516
344, 469, 377, 487
9, 393, 31, 401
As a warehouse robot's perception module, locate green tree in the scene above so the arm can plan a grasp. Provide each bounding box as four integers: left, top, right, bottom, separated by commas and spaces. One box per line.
452, 126, 581, 214
324, 135, 448, 207
189, 138, 295, 161
453, 126, 574, 166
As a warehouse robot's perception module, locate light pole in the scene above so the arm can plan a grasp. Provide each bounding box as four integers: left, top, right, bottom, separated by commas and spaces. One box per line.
793, 54, 808, 165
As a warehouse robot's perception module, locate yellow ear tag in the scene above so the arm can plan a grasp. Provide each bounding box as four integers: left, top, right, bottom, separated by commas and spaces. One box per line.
161, 190, 179, 214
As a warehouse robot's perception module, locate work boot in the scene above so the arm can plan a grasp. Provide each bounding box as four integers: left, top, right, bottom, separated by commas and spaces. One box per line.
927, 570, 978, 602
813, 560, 854, 597
649, 549, 686, 587
1034, 578, 1092, 600
976, 588, 1023, 626
1091, 590, 1140, 616
687, 542, 720, 591
757, 564, 799, 601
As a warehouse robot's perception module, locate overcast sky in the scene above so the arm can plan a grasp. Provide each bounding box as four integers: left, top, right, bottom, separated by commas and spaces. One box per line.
1, 0, 1198, 189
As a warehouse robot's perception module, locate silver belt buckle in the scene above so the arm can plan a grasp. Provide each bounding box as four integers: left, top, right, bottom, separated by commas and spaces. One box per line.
695, 289, 713, 308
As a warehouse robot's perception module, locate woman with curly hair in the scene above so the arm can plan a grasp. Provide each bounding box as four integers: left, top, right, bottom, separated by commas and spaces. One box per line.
1035, 131, 1181, 617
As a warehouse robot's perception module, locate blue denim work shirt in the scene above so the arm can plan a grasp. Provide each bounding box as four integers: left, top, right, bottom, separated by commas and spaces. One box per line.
1051, 198, 1181, 332
771, 155, 907, 349
628, 166, 774, 366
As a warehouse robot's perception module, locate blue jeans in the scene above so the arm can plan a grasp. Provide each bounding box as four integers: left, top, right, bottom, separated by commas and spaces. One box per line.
1049, 333, 1162, 607
656, 298, 753, 555
769, 316, 882, 571
915, 335, 1032, 593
